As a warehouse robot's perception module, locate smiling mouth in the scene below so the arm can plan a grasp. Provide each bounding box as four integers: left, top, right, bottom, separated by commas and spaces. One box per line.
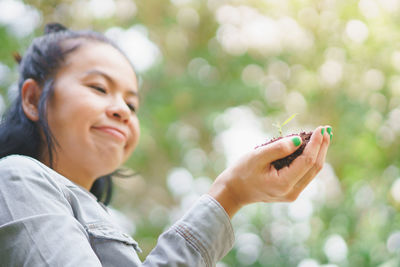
92, 127, 127, 142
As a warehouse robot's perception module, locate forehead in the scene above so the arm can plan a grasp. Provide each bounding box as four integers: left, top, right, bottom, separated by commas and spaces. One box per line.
60, 41, 138, 88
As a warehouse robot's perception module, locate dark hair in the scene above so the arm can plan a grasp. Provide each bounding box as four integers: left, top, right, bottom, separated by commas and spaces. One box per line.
0, 23, 129, 205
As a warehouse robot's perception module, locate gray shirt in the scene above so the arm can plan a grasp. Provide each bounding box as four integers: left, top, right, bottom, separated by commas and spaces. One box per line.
0, 155, 234, 266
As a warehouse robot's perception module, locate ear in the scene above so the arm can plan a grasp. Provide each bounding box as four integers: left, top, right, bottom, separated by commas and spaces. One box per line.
21, 78, 41, 122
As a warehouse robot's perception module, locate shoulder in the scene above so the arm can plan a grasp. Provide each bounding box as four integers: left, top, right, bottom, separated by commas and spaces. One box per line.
0, 155, 58, 177
0, 154, 42, 169
0, 155, 77, 225
0, 155, 48, 183
0, 155, 57, 186
0, 154, 76, 188
0, 155, 79, 208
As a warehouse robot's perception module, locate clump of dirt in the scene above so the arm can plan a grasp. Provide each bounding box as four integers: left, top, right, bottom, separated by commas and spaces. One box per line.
255, 131, 312, 170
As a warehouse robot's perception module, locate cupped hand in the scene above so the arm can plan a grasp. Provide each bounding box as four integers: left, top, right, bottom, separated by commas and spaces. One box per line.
208, 126, 332, 218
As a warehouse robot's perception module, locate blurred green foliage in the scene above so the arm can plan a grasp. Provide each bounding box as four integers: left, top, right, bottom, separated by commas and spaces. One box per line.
2, 0, 400, 266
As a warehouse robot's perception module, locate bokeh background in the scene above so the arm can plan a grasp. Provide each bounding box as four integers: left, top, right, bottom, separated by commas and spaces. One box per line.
1, 0, 400, 266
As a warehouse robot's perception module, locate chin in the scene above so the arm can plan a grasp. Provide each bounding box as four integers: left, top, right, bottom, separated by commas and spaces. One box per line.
95, 154, 124, 175
96, 166, 119, 178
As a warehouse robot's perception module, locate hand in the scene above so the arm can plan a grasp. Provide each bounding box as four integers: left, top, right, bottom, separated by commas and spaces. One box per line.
208, 126, 332, 218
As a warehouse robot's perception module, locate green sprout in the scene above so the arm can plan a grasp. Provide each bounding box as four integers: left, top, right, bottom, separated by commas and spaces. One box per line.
272, 113, 299, 137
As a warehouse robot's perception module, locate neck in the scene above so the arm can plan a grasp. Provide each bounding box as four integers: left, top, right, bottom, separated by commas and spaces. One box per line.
40, 152, 95, 190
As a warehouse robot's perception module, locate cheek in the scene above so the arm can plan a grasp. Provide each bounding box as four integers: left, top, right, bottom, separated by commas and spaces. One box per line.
125, 118, 140, 152
47, 102, 96, 145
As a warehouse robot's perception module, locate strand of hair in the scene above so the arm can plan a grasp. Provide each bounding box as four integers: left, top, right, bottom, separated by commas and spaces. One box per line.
12, 52, 22, 64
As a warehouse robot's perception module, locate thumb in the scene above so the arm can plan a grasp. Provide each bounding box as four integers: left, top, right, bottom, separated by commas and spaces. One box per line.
255, 135, 302, 163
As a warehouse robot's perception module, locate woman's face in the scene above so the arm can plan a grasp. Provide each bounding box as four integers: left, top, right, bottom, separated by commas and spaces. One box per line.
45, 41, 140, 188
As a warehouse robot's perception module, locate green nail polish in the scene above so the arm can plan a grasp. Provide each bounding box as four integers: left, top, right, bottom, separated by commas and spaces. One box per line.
321, 128, 325, 135
292, 136, 301, 147
330, 132, 333, 140
327, 127, 332, 135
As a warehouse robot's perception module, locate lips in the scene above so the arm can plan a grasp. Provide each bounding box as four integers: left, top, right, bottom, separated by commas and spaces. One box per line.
92, 126, 127, 142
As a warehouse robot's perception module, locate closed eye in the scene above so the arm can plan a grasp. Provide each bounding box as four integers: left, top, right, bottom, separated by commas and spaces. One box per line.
127, 103, 136, 113
89, 84, 137, 113
89, 85, 107, 94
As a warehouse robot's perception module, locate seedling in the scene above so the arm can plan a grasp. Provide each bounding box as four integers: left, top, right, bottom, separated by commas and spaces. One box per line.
272, 113, 299, 137
256, 113, 314, 170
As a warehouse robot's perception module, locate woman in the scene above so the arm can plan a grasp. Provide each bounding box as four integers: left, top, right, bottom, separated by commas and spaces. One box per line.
0, 23, 332, 266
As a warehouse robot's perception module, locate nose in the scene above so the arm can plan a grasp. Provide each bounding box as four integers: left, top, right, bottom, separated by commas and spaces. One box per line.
106, 97, 131, 123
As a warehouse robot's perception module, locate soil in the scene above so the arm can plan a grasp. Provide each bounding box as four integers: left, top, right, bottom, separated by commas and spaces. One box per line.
255, 131, 312, 170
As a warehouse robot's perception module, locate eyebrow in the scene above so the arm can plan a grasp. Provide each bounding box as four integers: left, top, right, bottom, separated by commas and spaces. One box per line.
84, 69, 139, 98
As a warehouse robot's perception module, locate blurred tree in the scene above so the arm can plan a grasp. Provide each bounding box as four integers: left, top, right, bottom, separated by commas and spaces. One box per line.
1, 0, 400, 266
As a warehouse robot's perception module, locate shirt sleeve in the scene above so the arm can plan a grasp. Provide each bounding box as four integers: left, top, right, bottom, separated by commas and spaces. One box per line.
142, 194, 235, 267
0, 156, 102, 267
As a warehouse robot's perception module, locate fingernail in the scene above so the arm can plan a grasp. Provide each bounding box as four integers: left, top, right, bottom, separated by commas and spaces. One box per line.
292, 136, 301, 147
326, 127, 332, 135
330, 132, 333, 141
321, 128, 325, 135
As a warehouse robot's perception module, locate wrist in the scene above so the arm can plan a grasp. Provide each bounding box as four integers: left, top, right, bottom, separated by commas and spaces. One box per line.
208, 173, 244, 219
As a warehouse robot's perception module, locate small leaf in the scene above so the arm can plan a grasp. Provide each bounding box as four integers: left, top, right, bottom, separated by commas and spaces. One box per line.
281, 113, 299, 128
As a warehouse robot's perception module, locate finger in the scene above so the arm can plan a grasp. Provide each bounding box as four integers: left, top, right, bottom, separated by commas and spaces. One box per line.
255, 135, 303, 164
290, 125, 331, 193
305, 125, 331, 174
276, 126, 325, 187
302, 125, 326, 157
